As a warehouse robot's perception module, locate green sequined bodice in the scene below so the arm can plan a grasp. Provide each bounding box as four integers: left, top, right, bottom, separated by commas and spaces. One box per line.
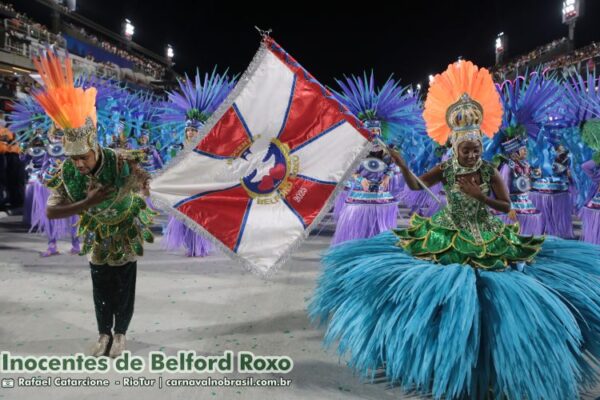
395, 159, 544, 270
47, 147, 155, 265
432, 159, 505, 242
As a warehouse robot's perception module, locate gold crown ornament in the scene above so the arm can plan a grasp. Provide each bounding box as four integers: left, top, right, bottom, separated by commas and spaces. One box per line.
446, 93, 485, 148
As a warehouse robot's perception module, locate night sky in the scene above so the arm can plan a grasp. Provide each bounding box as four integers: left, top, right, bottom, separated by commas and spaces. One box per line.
10, 0, 600, 87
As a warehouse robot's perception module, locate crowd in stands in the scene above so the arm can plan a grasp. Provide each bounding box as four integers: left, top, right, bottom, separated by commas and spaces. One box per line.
66, 22, 166, 79
493, 37, 600, 79
0, 73, 37, 101
544, 41, 600, 72
0, 2, 14, 13
0, 1, 165, 81
1, 2, 64, 47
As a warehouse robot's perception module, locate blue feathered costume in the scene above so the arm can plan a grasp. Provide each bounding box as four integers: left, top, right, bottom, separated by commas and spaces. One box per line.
328, 73, 429, 243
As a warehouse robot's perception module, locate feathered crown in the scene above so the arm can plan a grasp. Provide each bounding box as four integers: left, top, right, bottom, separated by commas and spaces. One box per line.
423, 60, 502, 146
32, 49, 98, 156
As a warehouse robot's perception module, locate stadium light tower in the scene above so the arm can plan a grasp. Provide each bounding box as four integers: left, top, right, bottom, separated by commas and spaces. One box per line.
562, 0, 584, 48
166, 44, 174, 66
65, 0, 77, 11
495, 32, 507, 65
123, 19, 135, 41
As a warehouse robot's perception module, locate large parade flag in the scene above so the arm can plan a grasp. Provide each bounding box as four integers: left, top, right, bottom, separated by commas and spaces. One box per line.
151, 37, 371, 275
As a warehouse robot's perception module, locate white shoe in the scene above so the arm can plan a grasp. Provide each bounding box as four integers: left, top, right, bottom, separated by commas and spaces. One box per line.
91, 334, 112, 357
109, 334, 126, 358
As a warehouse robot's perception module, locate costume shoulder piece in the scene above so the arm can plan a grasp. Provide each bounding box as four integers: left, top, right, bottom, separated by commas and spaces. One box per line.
113, 149, 150, 192
59, 157, 88, 202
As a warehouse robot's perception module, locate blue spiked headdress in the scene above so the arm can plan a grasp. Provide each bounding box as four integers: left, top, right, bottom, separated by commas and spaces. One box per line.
567, 70, 600, 163
485, 70, 573, 160
330, 72, 435, 171
330, 71, 426, 146
157, 67, 237, 141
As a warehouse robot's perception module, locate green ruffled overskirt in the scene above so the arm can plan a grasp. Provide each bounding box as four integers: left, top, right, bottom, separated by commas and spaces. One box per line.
394, 213, 544, 270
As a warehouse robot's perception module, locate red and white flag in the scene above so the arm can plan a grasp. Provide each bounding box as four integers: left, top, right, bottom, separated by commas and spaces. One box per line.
151, 37, 371, 275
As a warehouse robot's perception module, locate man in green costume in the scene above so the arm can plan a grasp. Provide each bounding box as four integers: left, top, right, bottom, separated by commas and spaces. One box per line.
35, 50, 154, 358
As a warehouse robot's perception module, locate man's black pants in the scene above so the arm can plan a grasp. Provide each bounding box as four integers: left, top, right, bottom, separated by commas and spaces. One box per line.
89, 261, 137, 335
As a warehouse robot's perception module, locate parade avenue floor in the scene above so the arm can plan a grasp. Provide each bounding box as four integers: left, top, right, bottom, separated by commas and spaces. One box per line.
0, 211, 598, 400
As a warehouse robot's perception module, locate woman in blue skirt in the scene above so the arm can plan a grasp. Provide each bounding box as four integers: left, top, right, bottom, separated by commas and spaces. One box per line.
310, 60, 600, 400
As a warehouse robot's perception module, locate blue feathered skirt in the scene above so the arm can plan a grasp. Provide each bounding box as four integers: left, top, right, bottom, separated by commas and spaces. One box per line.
309, 232, 600, 400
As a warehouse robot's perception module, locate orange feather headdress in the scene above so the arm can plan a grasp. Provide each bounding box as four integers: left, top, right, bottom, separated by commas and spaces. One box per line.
32, 49, 98, 156
423, 60, 502, 146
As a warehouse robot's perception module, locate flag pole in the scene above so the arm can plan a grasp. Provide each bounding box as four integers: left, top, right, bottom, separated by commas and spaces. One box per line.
374, 136, 442, 205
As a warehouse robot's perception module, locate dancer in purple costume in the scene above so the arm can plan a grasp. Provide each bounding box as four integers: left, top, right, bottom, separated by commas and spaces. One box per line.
483, 70, 574, 237
23, 131, 79, 256
20, 133, 45, 227
530, 144, 574, 238
495, 132, 544, 235
137, 133, 164, 175
161, 122, 213, 257
328, 72, 426, 243
335, 150, 404, 223
580, 159, 600, 244
158, 69, 236, 257
563, 70, 600, 215
332, 142, 399, 245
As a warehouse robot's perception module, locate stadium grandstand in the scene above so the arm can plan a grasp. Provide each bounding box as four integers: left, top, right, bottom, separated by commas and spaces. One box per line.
492, 37, 600, 80
0, 0, 173, 110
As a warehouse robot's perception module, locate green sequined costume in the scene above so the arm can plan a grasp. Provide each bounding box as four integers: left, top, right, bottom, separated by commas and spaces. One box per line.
45, 147, 156, 265
395, 158, 544, 270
